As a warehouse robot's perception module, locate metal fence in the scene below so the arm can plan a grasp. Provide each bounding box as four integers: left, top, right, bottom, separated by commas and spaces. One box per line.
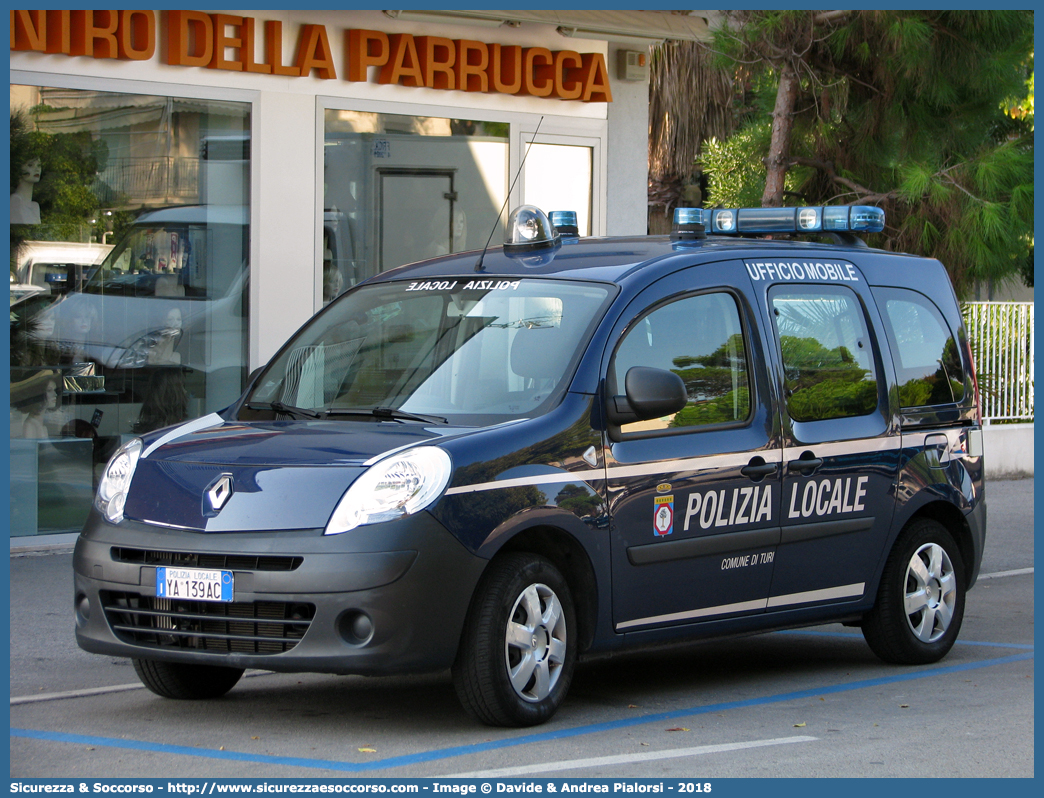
963, 302, 1034, 423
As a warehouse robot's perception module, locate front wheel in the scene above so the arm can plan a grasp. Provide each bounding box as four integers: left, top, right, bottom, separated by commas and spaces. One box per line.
452, 553, 576, 727
133, 658, 244, 700
862, 518, 966, 664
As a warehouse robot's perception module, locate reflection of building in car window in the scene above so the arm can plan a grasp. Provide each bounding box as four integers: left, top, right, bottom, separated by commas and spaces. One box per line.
10, 368, 60, 438
133, 369, 188, 434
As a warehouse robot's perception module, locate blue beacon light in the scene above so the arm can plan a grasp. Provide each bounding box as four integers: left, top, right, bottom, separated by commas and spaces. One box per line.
670, 207, 707, 241
549, 210, 580, 237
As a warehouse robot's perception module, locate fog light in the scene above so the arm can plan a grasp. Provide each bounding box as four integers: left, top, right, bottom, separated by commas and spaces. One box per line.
338, 610, 374, 646
75, 594, 91, 627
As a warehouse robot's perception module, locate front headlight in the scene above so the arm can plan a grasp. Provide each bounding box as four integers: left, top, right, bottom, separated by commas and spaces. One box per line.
325, 447, 452, 535
116, 328, 180, 368
96, 438, 143, 523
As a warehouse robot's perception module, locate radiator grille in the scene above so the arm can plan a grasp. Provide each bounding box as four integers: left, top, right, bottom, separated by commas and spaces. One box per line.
111, 547, 302, 572
101, 591, 314, 654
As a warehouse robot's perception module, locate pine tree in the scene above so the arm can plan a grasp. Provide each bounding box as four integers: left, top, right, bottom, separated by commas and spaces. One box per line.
699, 10, 1034, 296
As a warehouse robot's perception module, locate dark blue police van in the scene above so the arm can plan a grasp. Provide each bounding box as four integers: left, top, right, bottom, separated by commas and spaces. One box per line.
74, 204, 986, 727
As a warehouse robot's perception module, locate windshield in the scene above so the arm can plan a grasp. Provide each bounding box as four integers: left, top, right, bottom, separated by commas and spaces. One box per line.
242, 278, 614, 424
84, 214, 245, 300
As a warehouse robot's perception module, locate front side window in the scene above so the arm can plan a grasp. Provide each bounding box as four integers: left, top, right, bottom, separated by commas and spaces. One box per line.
611, 292, 751, 434
244, 279, 612, 425
873, 287, 964, 407
771, 285, 879, 422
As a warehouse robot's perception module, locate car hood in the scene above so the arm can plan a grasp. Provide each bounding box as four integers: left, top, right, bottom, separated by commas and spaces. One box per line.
123, 413, 474, 532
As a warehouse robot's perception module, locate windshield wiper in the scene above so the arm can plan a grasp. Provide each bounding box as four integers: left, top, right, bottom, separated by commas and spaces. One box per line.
245, 401, 323, 419
323, 406, 448, 424
373, 406, 448, 424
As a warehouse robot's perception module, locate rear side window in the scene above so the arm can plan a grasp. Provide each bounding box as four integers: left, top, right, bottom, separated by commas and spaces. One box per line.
770, 285, 878, 422
873, 287, 965, 407
612, 291, 751, 434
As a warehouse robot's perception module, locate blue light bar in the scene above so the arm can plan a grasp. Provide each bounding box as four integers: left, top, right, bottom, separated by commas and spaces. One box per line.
673, 205, 885, 237
848, 207, 886, 232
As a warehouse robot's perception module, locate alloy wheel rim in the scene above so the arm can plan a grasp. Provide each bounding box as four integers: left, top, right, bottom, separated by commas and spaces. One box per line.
504, 583, 567, 702
904, 542, 957, 643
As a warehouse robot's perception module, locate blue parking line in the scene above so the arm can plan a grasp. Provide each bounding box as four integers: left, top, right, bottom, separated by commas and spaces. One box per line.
11, 649, 1033, 775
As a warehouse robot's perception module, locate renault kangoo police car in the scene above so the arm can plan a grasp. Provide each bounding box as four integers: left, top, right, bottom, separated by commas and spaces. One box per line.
74, 204, 985, 727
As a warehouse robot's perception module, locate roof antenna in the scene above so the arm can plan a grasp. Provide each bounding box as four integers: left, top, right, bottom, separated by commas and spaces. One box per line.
475, 116, 544, 272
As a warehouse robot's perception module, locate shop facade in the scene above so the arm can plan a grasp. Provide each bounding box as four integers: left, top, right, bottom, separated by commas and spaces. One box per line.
9, 8, 710, 536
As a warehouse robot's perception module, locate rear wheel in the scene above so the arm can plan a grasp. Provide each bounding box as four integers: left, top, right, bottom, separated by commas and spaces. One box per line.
862, 518, 966, 664
133, 659, 244, 700
452, 553, 576, 727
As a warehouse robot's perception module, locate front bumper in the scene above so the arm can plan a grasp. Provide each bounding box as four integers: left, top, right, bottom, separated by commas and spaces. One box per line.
73, 509, 488, 675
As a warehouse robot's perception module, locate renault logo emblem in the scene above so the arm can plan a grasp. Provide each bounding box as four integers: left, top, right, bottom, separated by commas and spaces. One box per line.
204, 474, 234, 516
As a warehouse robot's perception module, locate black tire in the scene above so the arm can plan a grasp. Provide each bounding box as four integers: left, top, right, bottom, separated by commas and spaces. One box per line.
862, 518, 966, 665
452, 553, 576, 727
133, 659, 244, 700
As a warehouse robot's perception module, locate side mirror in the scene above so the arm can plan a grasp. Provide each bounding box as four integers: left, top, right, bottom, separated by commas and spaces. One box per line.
606, 366, 687, 426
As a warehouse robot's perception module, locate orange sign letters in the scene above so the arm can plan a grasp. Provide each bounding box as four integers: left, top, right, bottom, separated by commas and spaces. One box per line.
10, 11, 613, 103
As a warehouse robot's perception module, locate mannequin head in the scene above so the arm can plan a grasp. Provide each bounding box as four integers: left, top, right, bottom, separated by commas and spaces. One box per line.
165, 307, 183, 331
11, 368, 61, 417
18, 157, 42, 187
323, 264, 344, 303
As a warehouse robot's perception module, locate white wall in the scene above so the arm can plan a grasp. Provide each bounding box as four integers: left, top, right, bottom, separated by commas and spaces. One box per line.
983, 423, 1035, 477
606, 44, 650, 236
251, 91, 316, 369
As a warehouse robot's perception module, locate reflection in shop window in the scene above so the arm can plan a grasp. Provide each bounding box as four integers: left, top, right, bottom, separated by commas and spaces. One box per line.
323, 110, 509, 297
9, 86, 250, 536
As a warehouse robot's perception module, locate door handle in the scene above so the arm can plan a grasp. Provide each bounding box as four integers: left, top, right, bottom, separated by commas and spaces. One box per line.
741, 458, 777, 481
788, 455, 823, 475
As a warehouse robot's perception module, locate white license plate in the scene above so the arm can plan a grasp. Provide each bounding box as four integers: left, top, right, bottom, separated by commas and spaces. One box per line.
156, 566, 234, 602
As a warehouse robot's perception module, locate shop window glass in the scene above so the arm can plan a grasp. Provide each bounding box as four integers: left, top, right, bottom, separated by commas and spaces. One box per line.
323, 111, 509, 301
770, 285, 878, 422
612, 292, 751, 435
10, 86, 250, 535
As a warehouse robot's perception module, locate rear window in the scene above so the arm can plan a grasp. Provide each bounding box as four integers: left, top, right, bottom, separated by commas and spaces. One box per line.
873, 287, 965, 407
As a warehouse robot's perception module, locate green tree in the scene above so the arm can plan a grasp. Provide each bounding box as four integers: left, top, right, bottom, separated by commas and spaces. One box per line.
10, 109, 108, 245
778, 335, 876, 421
698, 11, 1033, 296
647, 40, 735, 231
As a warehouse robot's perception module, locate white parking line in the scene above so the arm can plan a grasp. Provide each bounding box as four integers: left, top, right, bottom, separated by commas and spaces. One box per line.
447, 735, 818, 778
11, 683, 144, 705
977, 567, 1033, 580
10, 671, 274, 706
